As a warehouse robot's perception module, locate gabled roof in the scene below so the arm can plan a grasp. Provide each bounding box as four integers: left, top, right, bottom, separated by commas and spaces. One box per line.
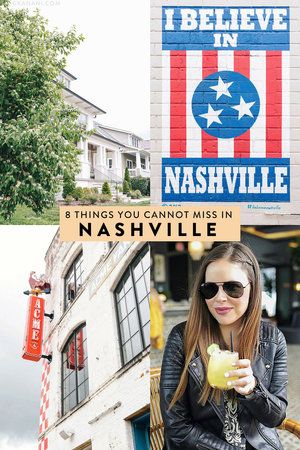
63, 87, 106, 116
62, 69, 77, 81
99, 123, 144, 141
93, 123, 124, 146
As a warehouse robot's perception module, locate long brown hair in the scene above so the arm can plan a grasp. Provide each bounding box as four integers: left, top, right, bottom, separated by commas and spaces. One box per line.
169, 242, 261, 408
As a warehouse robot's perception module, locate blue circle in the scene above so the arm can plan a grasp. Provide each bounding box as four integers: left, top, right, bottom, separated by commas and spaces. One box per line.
192, 70, 260, 139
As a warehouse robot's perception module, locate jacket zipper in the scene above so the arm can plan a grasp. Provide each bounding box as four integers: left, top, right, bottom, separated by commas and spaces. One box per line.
188, 364, 225, 424
188, 364, 280, 450
254, 420, 280, 450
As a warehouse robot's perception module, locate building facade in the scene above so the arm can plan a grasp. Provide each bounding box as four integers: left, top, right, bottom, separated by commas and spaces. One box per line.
60, 70, 150, 190
38, 235, 150, 450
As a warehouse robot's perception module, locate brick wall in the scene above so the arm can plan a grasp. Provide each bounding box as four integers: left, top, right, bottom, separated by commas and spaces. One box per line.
151, 0, 300, 224
38, 240, 149, 450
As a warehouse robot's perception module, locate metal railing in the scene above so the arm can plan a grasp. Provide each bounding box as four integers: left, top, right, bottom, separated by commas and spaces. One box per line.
80, 162, 123, 184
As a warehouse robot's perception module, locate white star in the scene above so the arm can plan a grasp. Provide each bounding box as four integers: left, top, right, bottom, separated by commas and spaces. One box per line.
199, 104, 223, 128
232, 96, 255, 120
210, 76, 233, 100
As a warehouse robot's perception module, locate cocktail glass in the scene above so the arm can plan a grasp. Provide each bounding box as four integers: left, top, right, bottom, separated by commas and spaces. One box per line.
207, 349, 239, 390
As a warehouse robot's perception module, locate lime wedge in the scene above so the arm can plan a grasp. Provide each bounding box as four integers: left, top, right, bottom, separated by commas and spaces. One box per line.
207, 343, 220, 356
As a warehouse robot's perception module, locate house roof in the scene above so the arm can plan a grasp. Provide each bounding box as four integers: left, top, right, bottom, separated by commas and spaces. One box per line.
63, 87, 106, 116
93, 123, 124, 146
93, 124, 149, 156
99, 123, 144, 141
61, 69, 77, 81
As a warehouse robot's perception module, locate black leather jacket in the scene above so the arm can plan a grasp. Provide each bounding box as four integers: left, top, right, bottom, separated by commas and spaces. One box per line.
160, 321, 288, 450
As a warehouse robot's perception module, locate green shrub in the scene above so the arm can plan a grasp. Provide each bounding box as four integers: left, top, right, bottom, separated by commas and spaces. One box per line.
102, 181, 112, 196
72, 187, 84, 200
62, 174, 76, 199
124, 167, 131, 183
115, 196, 125, 204
123, 167, 132, 190
130, 176, 150, 196
82, 187, 98, 196
82, 187, 91, 198
65, 195, 74, 204
123, 180, 130, 194
84, 193, 98, 204
129, 189, 142, 199
98, 194, 112, 203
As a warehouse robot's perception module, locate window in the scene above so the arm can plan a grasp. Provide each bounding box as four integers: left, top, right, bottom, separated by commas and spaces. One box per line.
132, 136, 140, 148
141, 158, 146, 170
115, 246, 150, 364
73, 442, 92, 450
126, 159, 133, 169
132, 412, 150, 450
64, 252, 84, 310
62, 325, 89, 415
57, 74, 70, 88
107, 158, 113, 169
78, 113, 87, 126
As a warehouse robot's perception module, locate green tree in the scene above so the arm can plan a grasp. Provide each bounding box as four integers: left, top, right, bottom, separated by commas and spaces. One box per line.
0, 0, 86, 219
62, 173, 76, 199
101, 181, 111, 196
124, 167, 132, 189
123, 180, 130, 194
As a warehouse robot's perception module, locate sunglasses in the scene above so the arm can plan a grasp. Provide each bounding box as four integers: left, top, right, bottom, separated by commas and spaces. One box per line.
199, 281, 250, 299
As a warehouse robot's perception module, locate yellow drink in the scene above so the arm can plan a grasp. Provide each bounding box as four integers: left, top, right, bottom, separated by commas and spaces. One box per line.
207, 350, 239, 390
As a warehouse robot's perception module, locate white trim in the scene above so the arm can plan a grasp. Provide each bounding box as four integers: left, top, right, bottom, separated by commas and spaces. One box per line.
281, 51, 290, 159
186, 51, 202, 158
162, 51, 170, 158
250, 51, 266, 158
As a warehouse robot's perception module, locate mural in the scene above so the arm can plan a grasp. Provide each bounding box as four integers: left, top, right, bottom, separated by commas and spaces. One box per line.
161, 6, 290, 203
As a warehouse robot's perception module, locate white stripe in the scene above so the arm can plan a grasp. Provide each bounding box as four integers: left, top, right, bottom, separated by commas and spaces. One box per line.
162, 51, 170, 158
281, 51, 290, 159
218, 51, 234, 158
250, 51, 266, 158
218, 50, 234, 71
186, 51, 202, 157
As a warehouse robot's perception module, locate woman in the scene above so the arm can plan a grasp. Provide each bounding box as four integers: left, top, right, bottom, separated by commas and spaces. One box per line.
160, 242, 288, 450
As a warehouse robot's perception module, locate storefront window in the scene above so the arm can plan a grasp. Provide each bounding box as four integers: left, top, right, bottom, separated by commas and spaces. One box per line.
64, 252, 84, 310
115, 246, 150, 364
62, 325, 89, 415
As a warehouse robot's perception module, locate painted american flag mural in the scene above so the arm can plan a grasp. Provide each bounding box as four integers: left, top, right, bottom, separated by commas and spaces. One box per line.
161, 6, 290, 202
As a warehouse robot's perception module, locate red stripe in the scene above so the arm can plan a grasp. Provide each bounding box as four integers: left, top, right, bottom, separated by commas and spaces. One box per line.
266, 51, 282, 158
234, 51, 250, 158
202, 51, 218, 158
170, 51, 186, 158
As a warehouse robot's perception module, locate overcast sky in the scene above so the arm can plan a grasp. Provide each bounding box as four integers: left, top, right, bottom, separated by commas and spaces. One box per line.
12, 0, 150, 139
0, 226, 58, 450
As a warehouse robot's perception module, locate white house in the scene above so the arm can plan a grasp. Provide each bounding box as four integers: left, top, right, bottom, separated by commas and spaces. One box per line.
38, 234, 150, 450
60, 70, 150, 189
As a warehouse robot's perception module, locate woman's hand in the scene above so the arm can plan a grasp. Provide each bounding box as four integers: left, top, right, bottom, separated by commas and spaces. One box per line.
224, 359, 256, 396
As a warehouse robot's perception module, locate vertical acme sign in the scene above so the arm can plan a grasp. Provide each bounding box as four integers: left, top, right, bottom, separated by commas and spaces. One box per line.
22, 295, 45, 362
161, 6, 290, 203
